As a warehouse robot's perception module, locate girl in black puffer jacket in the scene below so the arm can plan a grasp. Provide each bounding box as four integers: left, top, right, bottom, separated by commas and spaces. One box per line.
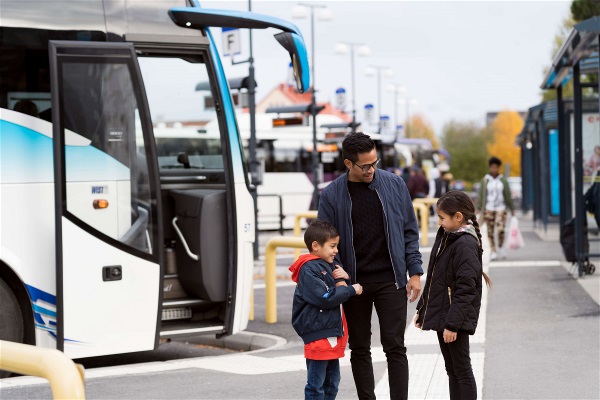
414, 191, 492, 400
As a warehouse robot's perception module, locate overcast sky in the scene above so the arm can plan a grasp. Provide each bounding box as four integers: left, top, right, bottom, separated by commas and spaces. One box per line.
202, 0, 571, 135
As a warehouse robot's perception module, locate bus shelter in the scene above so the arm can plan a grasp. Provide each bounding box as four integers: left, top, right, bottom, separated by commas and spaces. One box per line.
518, 99, 598, 226
530, 16, 599, 276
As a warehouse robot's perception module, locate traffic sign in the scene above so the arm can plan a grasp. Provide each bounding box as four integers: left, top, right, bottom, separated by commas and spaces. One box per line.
222, 28, 241, 56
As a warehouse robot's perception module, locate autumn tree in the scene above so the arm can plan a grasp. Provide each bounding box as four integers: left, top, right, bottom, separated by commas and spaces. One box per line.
487, 111, 524, 177
440, 120, 492, 183
406, 113, 439, 149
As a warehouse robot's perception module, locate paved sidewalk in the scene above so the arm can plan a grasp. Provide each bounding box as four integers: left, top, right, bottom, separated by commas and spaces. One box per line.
247, 211, 600, 399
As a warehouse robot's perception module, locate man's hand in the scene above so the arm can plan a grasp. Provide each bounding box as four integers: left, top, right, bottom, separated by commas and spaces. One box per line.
352, 283, 363, 295
406, 274, 422, 303
443, 329, 457, 343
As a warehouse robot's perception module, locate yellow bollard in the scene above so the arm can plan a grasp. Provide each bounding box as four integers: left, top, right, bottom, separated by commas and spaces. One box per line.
249, 284, 254, 321
413, 203, 429, 246
264, 236, 307, 323
0, 340, 86, 399
293, 211, 318, 260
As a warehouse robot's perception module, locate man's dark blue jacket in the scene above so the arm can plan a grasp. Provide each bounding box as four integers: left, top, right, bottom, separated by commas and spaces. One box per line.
318, 170, 423, 288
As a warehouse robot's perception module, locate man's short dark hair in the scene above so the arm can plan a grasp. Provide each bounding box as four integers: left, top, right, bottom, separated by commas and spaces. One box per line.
304, 220, 339, 251
488, 156, 502, 167
342, 132, 375, 163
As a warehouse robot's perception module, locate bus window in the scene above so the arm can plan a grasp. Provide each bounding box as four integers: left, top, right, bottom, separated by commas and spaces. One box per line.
138, 56, 223, 171
58, 58, 155, 254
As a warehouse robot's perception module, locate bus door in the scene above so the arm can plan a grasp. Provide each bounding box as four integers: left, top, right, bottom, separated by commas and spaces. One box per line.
49, 42, 163, 358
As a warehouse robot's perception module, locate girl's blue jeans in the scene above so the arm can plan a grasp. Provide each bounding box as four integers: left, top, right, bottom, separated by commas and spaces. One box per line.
305, 358, 341, 400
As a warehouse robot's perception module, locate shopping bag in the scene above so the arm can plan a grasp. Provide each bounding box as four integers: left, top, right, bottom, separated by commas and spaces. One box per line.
506, 217, 525, 249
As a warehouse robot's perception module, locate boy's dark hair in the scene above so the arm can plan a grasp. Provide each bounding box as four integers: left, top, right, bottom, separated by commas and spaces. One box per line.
304, 220, 339, 251
342, 132, 375, 163
488, 156, 502, 167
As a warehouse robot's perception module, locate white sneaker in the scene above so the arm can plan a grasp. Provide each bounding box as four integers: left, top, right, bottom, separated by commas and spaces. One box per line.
490, 252, 497, 261
499, 248, 507, 260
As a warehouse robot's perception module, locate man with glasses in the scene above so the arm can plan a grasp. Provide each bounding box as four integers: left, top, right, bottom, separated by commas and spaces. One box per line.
318, 132, 423, 400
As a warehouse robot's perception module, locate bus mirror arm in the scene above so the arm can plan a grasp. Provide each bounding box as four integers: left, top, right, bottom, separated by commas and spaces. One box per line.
172, 217, 199, 261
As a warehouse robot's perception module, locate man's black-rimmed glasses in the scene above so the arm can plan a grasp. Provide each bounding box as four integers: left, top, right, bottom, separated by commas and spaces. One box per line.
353, 158, 380, 173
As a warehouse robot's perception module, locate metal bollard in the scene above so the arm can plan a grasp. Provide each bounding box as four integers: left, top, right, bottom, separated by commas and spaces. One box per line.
293, 211, 318, 260
0, 340, 86, 399
264, 236, 307, 323
413, 203, 429, 246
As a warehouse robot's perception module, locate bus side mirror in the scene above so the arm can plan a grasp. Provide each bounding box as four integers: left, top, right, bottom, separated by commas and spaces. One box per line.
274, 32, 310, 94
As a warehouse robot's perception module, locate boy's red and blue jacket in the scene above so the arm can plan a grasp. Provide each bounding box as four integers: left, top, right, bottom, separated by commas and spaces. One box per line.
290, 254, 356, 359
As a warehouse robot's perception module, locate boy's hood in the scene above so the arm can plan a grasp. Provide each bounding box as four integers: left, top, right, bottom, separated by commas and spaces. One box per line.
289, 254, 321, 282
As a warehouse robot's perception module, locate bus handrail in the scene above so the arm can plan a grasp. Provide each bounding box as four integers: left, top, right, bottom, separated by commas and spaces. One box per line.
0, 340, 86, 399
171, 217, 199, 261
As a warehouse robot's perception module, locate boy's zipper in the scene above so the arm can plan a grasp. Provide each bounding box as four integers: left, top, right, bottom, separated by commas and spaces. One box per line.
448, 287, 452, 304
420, 234, 448, 331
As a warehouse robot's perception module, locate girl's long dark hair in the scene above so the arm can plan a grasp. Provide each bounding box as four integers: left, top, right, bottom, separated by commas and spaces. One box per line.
437, 190, 492, 288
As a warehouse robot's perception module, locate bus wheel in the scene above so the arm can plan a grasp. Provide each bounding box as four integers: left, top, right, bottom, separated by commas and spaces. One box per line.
0, 277, 24, 378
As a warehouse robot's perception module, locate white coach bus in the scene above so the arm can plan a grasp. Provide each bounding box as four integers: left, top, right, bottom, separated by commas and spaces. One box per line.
0, 0, 309, 366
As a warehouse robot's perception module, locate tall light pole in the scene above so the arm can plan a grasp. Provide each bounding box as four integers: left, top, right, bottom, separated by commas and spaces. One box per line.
365, 65, 393, 134
292, 3, 332, 209
397, 97, 418, 138
334, 42, 371, 131
388, 83, 405, 139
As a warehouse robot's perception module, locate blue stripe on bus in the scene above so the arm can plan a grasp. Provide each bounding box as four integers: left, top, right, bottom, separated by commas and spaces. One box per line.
32, 303, 57, 318
25, 284, 56, 305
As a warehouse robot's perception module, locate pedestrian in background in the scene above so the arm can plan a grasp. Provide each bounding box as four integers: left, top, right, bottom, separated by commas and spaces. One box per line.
289, 220, 363, 400
407, 165, 429, 199
414, 190, 492, 400
477, 156, 514, 260
318, 132, 423, 400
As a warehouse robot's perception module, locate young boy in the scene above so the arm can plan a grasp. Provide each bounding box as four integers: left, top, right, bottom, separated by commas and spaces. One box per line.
289, 220, 363, 400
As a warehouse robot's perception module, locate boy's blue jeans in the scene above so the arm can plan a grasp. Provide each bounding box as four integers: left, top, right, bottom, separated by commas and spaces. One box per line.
305, 358, 341, 400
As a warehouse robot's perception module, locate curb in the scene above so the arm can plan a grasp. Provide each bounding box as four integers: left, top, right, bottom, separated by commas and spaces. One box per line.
191, 331, 287, 353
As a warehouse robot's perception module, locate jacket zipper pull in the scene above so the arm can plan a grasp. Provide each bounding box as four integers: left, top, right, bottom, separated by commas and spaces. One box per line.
448, 287, 452, 304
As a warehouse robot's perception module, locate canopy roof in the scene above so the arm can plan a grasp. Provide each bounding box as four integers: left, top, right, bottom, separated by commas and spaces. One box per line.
541, 16, 600, 89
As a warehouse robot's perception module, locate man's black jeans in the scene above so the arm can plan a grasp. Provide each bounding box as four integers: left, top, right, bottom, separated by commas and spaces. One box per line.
343, 282, 408, 400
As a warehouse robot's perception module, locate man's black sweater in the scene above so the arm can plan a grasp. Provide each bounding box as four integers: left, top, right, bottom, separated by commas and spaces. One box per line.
348, 181, 395, 283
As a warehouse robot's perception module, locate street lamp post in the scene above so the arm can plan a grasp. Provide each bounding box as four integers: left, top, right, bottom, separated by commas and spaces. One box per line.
334, 42, 371, 131
365, 65, 393, 134
398, 97, 417, 138
292, 3, 332, 209
388, 83, 405, 139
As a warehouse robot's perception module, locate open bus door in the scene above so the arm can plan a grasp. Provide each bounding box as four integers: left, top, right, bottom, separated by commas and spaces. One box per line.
49, 42, 163, 358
